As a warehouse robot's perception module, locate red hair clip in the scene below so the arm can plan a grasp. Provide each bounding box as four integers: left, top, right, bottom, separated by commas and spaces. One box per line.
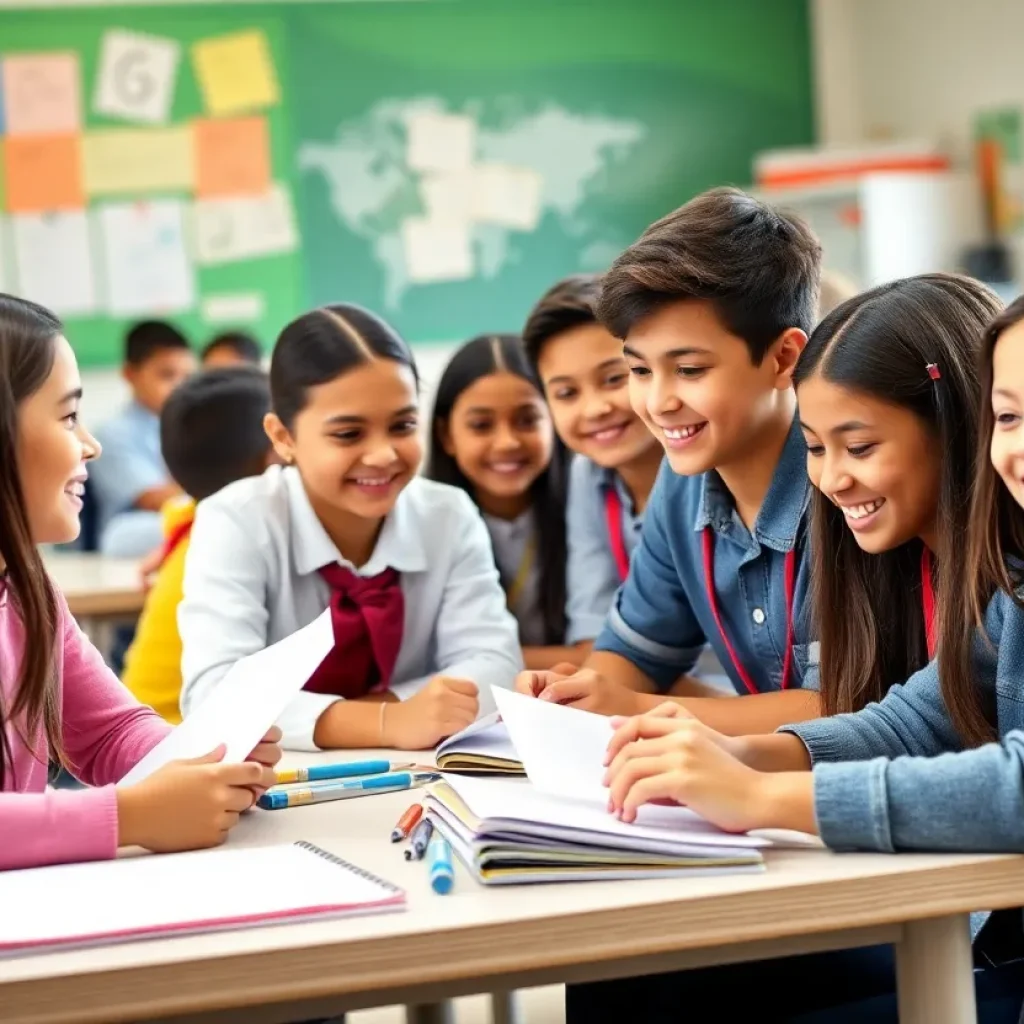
926, 363, 941, 381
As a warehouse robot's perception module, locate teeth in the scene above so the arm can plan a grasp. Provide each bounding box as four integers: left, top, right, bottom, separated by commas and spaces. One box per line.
65, 482, 85, 497
590, 426, 625, 442
664, 424, 704, 440
353, 478, 392, 486
842, 499, 884, 520
489, 462, 526, 474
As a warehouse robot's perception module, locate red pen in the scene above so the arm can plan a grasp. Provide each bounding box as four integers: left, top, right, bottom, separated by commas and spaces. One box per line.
390, 802, 424, 843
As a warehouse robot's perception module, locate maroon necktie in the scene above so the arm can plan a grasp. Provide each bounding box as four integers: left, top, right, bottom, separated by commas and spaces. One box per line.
304, 564, 404, 699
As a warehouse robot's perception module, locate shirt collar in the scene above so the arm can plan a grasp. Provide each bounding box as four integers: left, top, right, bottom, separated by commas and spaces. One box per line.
284, 467, 429, 577
694, 415, 810, 552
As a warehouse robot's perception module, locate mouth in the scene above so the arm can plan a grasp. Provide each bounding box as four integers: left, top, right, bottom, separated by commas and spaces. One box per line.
346, 472, 402, 496
63, 476, 86, 509
659, 422, 707, 450
485, 459, 531, 476
581, 422, 631, 446
839, 497, 886, 531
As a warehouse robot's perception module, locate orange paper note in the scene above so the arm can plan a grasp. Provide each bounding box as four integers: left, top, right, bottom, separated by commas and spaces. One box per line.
4, 134, 84, 213
193, 116, 270, 198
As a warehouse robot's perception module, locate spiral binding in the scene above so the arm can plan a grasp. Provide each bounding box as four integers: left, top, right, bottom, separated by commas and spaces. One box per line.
294, 841, 404, 895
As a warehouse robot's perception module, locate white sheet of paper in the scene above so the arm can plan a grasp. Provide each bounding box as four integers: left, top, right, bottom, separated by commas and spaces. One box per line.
201, 292, 265, 324
192, 185, 298, 265
419, 171, 475, 223
97, 199, 194, 316
94, 29, 180, 124
471, 164, 543, 231
435, 711, 517, 763
401, 215, 473, 283
406, 111, 475, 173
11, 211, 98, 316
120, 611, 334, 786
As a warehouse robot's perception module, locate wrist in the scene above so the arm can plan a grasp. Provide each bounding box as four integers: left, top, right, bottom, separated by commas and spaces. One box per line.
756, 772, 819, 835
115, 785, 144, 849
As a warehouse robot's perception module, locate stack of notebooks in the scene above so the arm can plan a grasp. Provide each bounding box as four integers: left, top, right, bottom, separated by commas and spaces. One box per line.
426, 687, 770, 884
435, 712, 523, 775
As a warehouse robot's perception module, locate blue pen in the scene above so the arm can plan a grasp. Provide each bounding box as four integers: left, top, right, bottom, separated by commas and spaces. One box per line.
274, 760, 411, 785
404, 817, 435, 861
257, 771, 436, 810
427, 833, 454, 895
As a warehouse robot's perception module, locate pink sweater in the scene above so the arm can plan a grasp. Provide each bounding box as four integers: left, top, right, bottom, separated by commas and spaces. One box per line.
0, 582, 171, 871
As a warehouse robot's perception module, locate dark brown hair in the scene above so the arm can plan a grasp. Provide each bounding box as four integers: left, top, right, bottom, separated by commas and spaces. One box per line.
950, 295, 1024, 746
598, 186, 822, 362
521, 274, 603, 369
0, 294, 64, 789
793, 274, 1000, 721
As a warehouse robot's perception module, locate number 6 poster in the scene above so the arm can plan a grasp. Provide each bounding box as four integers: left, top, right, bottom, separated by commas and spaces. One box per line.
93, 29, 180, 124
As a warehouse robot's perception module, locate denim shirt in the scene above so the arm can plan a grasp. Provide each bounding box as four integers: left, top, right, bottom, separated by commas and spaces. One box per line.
783, 588, 1024, 855
594, 416, 818, 694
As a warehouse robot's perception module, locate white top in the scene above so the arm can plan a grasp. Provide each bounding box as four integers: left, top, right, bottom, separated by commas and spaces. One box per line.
178, 466, 523, 750
482, 509, 546, 648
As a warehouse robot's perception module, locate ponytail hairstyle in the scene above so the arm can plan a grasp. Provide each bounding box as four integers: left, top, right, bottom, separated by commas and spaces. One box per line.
0, 295, 66, 789
427, 335, 568, 644
793, 274, 1001, 720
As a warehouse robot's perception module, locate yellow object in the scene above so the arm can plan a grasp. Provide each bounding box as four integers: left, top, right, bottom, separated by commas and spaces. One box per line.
121, 498, 196, 724
192, 30, 280, 118
82, 127, 193, 196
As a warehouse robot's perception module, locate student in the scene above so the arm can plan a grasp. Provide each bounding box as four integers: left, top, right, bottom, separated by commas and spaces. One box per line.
817, 268, 858, 320
90, 320, 196, 557
178, 304, 522, 752
427, 334, 572, 670
517, 187, 823, 733
522, 274, 664, 653
122, 366, 277, 723
0, 294, 280, 873
201, 330, 262, 368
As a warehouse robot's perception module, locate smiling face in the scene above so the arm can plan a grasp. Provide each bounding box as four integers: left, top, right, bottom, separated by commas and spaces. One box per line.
535, 322, 657, 469
16, 335, 101, 546
798, 373, 941, 553
124, 346, 196, 415
440, 371, 554, 517
990, 319, 1024, 511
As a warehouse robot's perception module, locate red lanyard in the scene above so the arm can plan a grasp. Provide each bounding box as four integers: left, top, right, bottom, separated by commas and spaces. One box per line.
921, 547, 937, 658
159, 519, 193, 570
701, 527, 797, 695
603, 487, 630, 582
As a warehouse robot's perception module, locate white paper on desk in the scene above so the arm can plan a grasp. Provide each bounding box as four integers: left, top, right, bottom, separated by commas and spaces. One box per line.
192, 185, 298, 266
405, 111, 475, 173
471, 164, 543, 231
401, 215, 473, 283
11, 211, 98, 316
435, 711, 517, 762
119, 611, 334, 786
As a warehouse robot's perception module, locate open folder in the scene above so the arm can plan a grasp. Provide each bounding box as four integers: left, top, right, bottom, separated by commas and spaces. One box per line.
435, 712, 523, 775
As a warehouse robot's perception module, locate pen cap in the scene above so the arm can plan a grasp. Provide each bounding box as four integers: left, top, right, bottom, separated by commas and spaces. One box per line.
427, 833, 454, 895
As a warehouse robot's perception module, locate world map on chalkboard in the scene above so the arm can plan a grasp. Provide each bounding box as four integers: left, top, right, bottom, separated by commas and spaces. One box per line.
298, 97, 645, 312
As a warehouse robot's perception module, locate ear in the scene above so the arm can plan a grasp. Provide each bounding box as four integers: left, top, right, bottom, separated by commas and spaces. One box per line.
771, 328, 808, 390
263, 412, 296, 465
437, 418, 456, 457
121, 363, 137, 386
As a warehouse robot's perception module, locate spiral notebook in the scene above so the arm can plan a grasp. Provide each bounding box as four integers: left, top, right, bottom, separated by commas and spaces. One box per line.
0, 842, 405, 958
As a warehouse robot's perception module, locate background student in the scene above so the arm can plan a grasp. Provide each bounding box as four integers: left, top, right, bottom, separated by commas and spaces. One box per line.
517, 187, 824, 734
89, 320, 196, 558
522, 273, 664, 653
178, 304, 522, 753
0, 294, 280, 873
427, 334, 574, 670
201, 330, 263, 368
122, 366, 278, 723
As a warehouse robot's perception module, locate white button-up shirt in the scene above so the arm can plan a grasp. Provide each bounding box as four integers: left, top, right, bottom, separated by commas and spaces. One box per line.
178, 465, 523, 750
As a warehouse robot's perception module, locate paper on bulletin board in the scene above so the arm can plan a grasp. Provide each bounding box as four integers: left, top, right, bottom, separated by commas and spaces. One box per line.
11, 210, 98, 315
3, 134, 84, 213
82, 127, 193, 196
406, 111, 475, 174
0, 216, 10, 294
192, 184, 297, 265
192, 30, 280, 118
93, 29, 180, 125
97, 199, 194, 316
201, 292, 265, 324
471, 163, 543, 232
1, 53, 80, 136
401, 215, 473, 284
419, 170, 475, 223
193, 116, 271, 198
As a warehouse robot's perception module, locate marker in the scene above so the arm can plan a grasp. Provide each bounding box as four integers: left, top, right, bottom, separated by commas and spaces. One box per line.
404, 817, 434, 861
274, 759, 412, 785
391, 803, 424, 843
427, 833, 455, 895
257, 772, 436, 810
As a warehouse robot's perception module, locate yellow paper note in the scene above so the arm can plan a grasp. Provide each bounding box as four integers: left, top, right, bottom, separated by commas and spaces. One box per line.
192, 30, 279, 117
82, 127, 193, 196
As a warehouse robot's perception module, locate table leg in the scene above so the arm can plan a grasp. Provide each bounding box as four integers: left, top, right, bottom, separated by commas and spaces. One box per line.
490, 990, 521, 1024
896, 913, 977, 1024
405, 1003, 455, 1024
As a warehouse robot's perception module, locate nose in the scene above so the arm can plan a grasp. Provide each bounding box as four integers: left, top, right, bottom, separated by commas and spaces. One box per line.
817, 454, 853, 501
582, 389, 614, 422
492, 422, 521, 453
647, 370, 683, 418
362, 441, 398, 467
79, 425, 101, 462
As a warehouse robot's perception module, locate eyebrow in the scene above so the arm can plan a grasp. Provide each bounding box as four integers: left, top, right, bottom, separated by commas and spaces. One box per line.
58, 387, 83, 405
993, 387, 1020, 399
799, 419, 872, 435
622, 345, 712, 359
324, 405, 417, 426
545, 358, 624, 384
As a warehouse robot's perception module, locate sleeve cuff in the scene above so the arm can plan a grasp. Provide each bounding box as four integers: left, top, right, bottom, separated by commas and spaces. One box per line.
276, 692, 342, 752
778, 716, 848, 764
813, 759, 894, 852
596, 606, 703, 691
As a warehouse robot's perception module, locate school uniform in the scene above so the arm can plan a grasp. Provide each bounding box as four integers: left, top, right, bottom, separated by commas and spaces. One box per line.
482, 509, 547, 647
178, 465, 523, 750
594, 415, 819, 694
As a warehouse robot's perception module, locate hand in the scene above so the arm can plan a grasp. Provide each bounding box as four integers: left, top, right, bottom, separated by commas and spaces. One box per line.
603, 714, 772, 834
605, 702, 743, 765
514, 662, 578, 697
117, 746, 276, 853
523, 666, 645, 717
138, 544, 164, 593
385, 677, 479, 749
244, 725, 283, 803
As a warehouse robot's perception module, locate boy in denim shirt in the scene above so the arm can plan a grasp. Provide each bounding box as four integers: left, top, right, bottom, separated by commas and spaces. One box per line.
517, 187, 823, 734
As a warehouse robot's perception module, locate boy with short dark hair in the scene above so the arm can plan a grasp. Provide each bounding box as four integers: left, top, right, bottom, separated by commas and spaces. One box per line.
201, 330, 262, 368
90, 320, 196, 556
122, 366, 276, 722
516, 186, 824, 734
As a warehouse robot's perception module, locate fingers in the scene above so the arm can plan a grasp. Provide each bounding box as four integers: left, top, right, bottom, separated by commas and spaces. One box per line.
260, 725, 283, 744
439, 691, 478, 719
618, 773, 684, 824
248, 741, 282, 768
514, 671, 546, 696
439, 678, 479, 698
536, 677, 590, 705
607, 753, 676, 815
223, 786, 256, 813
605, 715, 696, 768
215, 761, 269, 788
549, 662, 580, 676
181, 745, 226, 766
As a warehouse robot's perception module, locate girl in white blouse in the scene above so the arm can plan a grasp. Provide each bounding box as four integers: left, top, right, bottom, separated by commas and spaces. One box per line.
178, 304, 522, 752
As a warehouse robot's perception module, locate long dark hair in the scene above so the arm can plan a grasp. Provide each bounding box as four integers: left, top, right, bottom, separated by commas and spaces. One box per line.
270, 304, 418, 429
0, 295, 65, 789
793, 274, 1001, 719
427, 335, 568, 644
950, 296, 1024, 746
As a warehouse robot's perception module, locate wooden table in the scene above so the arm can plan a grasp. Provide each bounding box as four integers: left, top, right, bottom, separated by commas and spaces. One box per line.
2, 747, 1022, 1024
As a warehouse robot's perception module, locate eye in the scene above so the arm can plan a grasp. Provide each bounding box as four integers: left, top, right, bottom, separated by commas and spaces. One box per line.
605, 371, 629, 388
676, 366, 707, 379
804, 443, 824, 457
627, 365, 651, 379
331, 429, 362, 443
63, 411, 79, 430
848, 443, 877, 458
552, 387, 576, 402
391, 418, 419, 435
995, 411, 1021, 428
467, 420, 493, 434
516, 411, 543, 430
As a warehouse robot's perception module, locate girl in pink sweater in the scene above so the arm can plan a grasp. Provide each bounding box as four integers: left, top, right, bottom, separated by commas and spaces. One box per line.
0, 294, 282, 872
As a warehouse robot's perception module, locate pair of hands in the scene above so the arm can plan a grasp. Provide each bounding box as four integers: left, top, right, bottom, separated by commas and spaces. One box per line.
116, 727, 283, 854
384, 676, 480, 749
514, 663, 644, 716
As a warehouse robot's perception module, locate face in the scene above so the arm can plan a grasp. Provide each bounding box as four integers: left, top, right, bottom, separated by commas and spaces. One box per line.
15, 336, 101, 547
990, 319, 1024, 511
202, 345, 248, 369
441, 371, 554, 510
124, 347, 197, 414
624, 299, 804, 476
798, 374, 941, 553
265, 358, 421, 524
536, 322, 656, 468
